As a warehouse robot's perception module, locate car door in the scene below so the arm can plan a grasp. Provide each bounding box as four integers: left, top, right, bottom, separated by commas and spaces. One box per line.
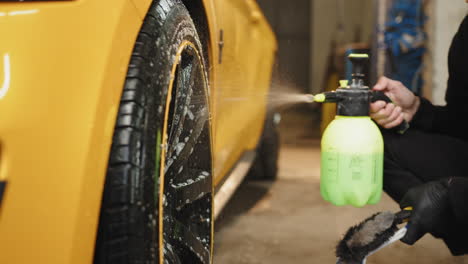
211, 0, 277, 183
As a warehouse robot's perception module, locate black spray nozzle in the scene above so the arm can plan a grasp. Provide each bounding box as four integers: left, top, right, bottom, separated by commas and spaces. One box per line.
313, 92, 341, 103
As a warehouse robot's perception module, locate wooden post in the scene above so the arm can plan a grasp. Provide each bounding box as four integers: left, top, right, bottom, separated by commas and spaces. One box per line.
376, 0, 387, 78
422, 0, 433, 100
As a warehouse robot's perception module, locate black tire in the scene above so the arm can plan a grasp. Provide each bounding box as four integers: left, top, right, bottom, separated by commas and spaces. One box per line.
94, 1, 213, 263
247, 112, 280, 180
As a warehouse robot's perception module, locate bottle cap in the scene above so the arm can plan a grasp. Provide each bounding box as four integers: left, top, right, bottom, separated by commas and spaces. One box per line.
348, 53, 369, 58
339, 80, 349, 88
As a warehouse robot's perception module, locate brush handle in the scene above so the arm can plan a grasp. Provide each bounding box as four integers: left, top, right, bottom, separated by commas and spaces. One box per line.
395, 208, 412, 224
371, 91, 410, 134
362, 227, 408, 264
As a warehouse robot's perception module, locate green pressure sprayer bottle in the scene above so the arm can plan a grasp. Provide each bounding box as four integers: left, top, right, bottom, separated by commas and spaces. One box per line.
313, 54, 409, 207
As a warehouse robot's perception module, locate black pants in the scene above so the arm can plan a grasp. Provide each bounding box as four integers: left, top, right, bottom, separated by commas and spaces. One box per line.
384, 129, 468, 255
383, 129, 468, 203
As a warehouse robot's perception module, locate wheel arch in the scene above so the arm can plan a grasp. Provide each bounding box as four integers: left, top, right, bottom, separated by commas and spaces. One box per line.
182, 0, 214, 73
134, 0, 218, 79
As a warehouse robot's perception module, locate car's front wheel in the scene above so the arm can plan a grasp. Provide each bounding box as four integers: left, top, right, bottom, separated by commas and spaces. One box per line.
94, 1, 213, 263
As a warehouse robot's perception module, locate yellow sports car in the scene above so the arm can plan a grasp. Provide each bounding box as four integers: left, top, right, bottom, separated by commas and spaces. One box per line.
0, 0, 277, 263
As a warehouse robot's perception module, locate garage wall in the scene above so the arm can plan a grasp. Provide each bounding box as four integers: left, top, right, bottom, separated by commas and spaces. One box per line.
429, 0, 467, 104
310, 0, 374, 94
258, 0, 466, 100
257, 0, 311, 93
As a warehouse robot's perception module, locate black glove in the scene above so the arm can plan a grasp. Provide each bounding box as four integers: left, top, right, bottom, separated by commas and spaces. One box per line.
399, 178, 452, 245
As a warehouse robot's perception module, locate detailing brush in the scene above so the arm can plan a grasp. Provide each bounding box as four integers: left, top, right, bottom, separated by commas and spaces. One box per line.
336, 208, 412, 264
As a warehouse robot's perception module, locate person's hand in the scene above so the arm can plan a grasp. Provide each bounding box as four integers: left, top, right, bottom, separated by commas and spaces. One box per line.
370, 76, 420, 129
399, 179, 452, 245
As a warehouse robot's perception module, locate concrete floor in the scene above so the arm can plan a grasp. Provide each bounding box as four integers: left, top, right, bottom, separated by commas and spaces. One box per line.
213, 109, 468, 264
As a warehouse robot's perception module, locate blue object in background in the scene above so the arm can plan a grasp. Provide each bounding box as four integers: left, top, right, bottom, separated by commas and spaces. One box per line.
385, 0, 426, 94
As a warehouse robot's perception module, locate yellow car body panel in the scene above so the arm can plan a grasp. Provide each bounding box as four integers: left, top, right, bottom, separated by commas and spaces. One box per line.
0, 0, 276, 263
210, 0, 277, 184
0, 1, 143, 263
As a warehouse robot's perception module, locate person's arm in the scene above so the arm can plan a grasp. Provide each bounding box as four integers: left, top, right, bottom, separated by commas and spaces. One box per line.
372, 15, 468, 138
371, 80, 468, 139
411, 80, 468, 138
409, 97, 449, 132
369, 76, 468, 139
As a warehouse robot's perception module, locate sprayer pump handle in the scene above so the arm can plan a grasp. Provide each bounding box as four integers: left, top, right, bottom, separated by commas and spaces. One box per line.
348, 54, 369, 78
371, 91, 410, 134
395, 209, 412, 224
371, 91, 393, 103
